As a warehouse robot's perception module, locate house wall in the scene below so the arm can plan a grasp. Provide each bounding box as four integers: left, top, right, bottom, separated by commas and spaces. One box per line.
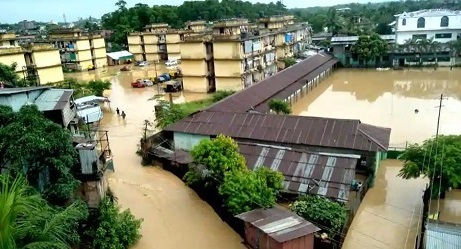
396, 30, 461, 44
282, 234, 314, 249
94, 58, 107, 68
0, 89, 44, 111
173, 132, 210, 151
0, 50, 27, 72
127, 35, 142, 45
62, 101, 76, 127
182, 76, 208, 92
181, 42, 206, 59
37, 66, 64, 84
244, 223, 282, 249
91, 37, 106, 49
214, 60, 242, 77
181, 60, 207, 76
215, 77, 243, 91
213, 42, 243, 60
76, 39, 91, 51
93, 47, 107, 59
129, 44, 143, 54
80, 172, 108, 208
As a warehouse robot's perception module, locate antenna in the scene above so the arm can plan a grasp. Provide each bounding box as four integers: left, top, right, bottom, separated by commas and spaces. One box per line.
63, 13, 67, 25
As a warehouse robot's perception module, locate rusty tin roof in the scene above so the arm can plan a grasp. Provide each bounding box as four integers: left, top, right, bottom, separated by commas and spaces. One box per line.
238, 143, 357, 201
236, 205, 320, 243
164, 111, 391, 152
207, 52, 338, 114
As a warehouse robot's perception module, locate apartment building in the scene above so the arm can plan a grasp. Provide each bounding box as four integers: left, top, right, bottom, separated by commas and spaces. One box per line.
128, 22, 207, 62
180, 16, 311, 93
0, 33, 64, 84
48, 29, 107, 71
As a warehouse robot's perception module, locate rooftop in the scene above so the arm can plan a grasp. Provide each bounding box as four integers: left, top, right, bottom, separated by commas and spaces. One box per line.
395, 9, 461, 18
0, 86, 50, 95
235, 205, 320, 243
164, 111, 391, 152
425, 221, 461, 249
34, 89, 73, 111
331, 35, 395, 44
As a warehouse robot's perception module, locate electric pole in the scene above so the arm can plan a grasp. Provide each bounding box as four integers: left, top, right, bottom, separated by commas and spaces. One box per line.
435, 94, 448, 139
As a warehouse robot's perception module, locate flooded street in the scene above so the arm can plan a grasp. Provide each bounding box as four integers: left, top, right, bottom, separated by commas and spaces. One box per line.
67, 66, 245, 249
292, 69, 461, 249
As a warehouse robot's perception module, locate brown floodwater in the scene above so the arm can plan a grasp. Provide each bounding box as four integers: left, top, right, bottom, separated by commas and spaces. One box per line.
67, 66, 245, 249
292, 69, 461, 249
292, 68, 461, 146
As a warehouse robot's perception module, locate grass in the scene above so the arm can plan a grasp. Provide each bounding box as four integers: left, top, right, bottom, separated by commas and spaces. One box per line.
179, 98, 215, 114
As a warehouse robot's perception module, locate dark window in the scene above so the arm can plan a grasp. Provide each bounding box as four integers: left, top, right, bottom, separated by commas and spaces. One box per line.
412, 34, 427, 40
9, 40, 15, 46
440, 16, 449, 27
417, 17, 425, 28
435, 33, 452, 39
402, 18, 406, 26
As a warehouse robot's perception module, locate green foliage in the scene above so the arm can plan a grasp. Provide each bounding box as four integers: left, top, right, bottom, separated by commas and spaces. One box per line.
88, 196, 143, 249
399, 135, 461, 194
0, 174, 89, 249
52, 78, 111, 98
351, 33, 388, 66
0, 105, 80, 205
0, 62, 30, 87
212, 90, 236, 103
254, 167, 284, 193
101, 0, 287, 47
268, 99, 291, 114
290, 195, 347, 236
218, 170, 278, 215
283, 57, 297, 68
185, 134, 246, 186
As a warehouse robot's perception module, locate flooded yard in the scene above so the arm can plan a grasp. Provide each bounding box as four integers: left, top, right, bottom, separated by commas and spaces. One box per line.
291, 68, 461, 249
67, 66, 244, 249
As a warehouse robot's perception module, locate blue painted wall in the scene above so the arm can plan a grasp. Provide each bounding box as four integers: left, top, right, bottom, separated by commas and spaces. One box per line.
174, 132, 210, 151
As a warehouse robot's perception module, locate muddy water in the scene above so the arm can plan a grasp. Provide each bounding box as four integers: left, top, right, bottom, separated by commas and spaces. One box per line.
68, 67, 245, 249
429, 189, 461, 225
291, 69, 461, 249
292, 68, 461, 145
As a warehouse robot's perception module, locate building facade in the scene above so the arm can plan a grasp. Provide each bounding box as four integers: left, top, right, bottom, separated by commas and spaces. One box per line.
394, 9, 461, 44
0, 33, 64, 84
48, 29, 107, 71
181, 16, 311, 93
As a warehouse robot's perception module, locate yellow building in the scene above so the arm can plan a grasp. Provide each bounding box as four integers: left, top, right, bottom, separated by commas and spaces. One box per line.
128, 23, 204, 62
180, 16, 311, 93
0, 33, 64, 84
48, 29, 107, 71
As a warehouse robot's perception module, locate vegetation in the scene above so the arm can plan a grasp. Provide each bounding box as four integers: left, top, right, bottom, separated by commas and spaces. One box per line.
0, 174, 88, 249
399, 135, 461, 197
102, 0, 287, 47
350, 34, 388, 67
153, 90, 235, 129
290, 195, 348, 236
0, 62, 30, 87
52, 78, 112, 98
85, 195, 143, 249
268, 99, 291, 114
185, 135, 284, 215
283, 57, 297, 68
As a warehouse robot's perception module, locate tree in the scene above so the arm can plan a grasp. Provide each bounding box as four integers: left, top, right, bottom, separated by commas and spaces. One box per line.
290, 195, 347, 236
184, 134, 247, 186
254, 167, 284, 193
325, 8, 344, 36
0, 62, 29, 87
0, 105, 80, 206
398, 135, 461, 196
268, 99, 291, 114
0, 174, 88, 249
351, 33, 388, 67
283, 57, 297, 68
86, 195, 143, 249
218, 170, 279, 215
86, 79, 112, 97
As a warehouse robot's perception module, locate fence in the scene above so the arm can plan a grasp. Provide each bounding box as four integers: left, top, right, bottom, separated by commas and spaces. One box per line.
387, 141, 412, 159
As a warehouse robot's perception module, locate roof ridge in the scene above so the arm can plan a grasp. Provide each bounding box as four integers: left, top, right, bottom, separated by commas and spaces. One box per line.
357, 126, 387, 150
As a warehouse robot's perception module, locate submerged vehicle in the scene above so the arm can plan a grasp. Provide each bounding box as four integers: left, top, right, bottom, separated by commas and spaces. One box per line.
163, 79, 183, 92
131, 79, 154, 88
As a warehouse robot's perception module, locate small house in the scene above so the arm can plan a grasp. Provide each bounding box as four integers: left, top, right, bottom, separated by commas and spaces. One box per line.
107, 50, 134, 65
236, 205, 320, 249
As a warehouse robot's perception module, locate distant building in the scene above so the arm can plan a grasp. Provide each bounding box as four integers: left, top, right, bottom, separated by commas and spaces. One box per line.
394, 9, 461, 44
47, 28, 107, 70
18, 20, 35, 30
0, 33, 64, 84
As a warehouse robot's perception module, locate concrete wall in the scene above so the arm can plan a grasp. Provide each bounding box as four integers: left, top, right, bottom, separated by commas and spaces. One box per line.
37, 66, 64, 84
80, 173, 109, 208
181, 42, 206, 59
166, 33, 180, 44
94, 58, 107, 68
181, 60, 207, 76
182, 76, 208, 92
127, 35, 142, 45
92, 37, 106, 49
0, 50, 27, 72
129, 44, 143, 54
93, 47, 106, 59
144, 44, 158, 54
32, 49, 61, 68
215, 77, 242, 91
213, 42, 243, 60
214, 60, 242, 77
167, 43, 180, 54
144, 34, 159, 44
76, 39, 91, 51
77, 50, 92, 62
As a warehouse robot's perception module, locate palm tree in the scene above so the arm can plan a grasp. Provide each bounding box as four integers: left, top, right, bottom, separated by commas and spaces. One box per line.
0, 174, 87, 249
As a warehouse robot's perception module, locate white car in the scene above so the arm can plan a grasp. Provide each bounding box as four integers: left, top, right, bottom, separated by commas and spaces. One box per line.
165, 60, 178, 67
138, 61, 149, 67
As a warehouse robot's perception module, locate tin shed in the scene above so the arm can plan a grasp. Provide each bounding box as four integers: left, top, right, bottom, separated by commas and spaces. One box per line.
236, 205, 320, 249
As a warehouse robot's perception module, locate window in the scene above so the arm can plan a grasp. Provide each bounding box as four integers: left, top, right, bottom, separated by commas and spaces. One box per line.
9, 40, 15, 46
435, 33, 452, 39
417, 17, 425, 28
402, 18, 406, 26
412, 34, 427, 40
440, 16, 449, 27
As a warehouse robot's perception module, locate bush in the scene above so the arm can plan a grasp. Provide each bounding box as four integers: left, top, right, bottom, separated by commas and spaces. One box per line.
212, 90, 236, 102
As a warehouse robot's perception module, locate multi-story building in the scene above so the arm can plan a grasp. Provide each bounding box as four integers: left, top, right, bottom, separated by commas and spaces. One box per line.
127, 22, 207, 62
0, 33, 64, 84
47, 29, 107, 70
180, 16, 311, 93
394, 9, 461, 44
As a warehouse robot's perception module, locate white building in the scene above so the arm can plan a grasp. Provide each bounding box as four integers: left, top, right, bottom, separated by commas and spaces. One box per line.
394, 9, 461, 44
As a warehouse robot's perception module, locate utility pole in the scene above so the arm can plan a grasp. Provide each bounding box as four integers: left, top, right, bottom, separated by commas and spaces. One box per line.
143, 119, 151, 140
435, 94, 448, 139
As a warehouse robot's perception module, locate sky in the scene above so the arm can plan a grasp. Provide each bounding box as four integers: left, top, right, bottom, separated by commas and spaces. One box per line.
0, 0, 389, 23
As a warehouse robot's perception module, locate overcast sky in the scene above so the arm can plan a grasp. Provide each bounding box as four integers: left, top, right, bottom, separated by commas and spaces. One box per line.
0, 0, 389, 23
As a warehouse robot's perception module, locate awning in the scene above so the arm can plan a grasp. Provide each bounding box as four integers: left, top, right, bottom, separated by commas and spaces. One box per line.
107, 50, 133, 60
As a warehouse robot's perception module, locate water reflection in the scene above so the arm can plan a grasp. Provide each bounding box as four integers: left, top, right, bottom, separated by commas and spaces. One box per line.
74, 66, 244, 249
342, 160, 427, 249
292, 69, 461, 144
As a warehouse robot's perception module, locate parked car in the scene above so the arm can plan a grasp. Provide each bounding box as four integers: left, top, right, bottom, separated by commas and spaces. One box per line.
165, 60, 178, 67
138, 61, 149, 67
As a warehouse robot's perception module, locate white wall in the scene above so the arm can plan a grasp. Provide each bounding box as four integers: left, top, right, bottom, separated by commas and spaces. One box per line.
395, 29, 461, 44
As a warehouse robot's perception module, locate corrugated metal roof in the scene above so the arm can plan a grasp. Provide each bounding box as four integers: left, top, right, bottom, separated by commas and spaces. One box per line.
164, 111, 391, 152
331, 35, 395, 43
426, 222, 461, 249
236, 205, 320, 243
34, 89, 73, 111
206, 53, 338, 114
239, 142, 357, 201
0, 86, 50, 95
106, 50, 133, 60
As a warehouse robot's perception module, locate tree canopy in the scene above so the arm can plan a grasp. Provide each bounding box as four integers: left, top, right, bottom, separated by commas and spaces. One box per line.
351, 34, 388, 66
399, 135, 461, 196
0, 62, 30, 87
268, 99, 291, 114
